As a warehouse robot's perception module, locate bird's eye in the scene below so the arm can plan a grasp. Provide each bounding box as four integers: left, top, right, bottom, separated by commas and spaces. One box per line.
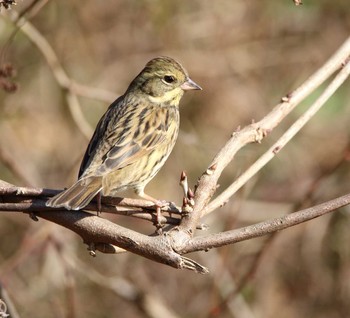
163, 75, 176, 84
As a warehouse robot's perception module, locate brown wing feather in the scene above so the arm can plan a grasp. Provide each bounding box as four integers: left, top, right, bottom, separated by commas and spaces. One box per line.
78, 95, 125, 177
81, 97, 171, 178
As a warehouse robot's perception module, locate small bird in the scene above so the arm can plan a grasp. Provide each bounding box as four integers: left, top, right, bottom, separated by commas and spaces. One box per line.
46, 56, 201, 210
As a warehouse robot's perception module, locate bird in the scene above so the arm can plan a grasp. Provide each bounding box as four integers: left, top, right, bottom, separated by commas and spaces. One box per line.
46, 56, 201, 211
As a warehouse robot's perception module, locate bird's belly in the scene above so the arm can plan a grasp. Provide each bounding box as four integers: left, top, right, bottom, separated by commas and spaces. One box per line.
101, 143, 174, 196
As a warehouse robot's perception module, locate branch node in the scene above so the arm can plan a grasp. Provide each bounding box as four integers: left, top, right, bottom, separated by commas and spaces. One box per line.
254, 127, 267, 143
273, 146, 281, 154
231, 125, 241, 136
281, 95, 290, 102
179, 171, 189, 197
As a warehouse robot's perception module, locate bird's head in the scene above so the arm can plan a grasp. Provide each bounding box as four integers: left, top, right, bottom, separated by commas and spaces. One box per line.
127, 56, 201, 106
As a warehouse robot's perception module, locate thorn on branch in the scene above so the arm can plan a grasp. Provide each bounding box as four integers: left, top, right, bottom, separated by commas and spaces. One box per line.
205, 163, 217, 175
0, 63, 18, 93
179, 171, 195, 214
254, 127, 266, 143
281, 95, 290, 102
273, 146, 281, 154
231, 125, 241, 136
179, 171, 189, 198
187, 188, 195, 206
182, 197, 193, 215
219, 201, 228, 208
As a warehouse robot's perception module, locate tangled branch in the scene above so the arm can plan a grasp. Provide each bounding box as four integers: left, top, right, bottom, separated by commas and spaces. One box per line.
1, 26, 350, 272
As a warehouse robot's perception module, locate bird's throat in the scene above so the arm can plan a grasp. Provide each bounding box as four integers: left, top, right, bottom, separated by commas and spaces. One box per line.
148, 88, 183, 107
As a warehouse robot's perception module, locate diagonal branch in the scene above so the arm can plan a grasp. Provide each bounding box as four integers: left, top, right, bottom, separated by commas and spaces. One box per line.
178, 36, 350, 235
203, 48, 350, 216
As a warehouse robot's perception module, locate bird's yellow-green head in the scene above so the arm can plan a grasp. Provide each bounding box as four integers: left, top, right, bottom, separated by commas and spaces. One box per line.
127, 56, 201, 106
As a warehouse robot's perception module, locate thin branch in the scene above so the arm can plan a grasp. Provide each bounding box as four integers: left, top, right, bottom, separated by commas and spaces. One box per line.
203, 49, 350, 216
178, 36, 350, 235
34, 209, 209, 273
180, 192, 350, 254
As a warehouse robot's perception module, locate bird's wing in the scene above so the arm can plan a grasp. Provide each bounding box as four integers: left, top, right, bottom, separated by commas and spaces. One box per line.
80, 98, 177, 178
78, 96, 123, 178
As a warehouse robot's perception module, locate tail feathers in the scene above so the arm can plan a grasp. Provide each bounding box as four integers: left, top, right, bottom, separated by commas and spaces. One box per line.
46, 177, 102, 210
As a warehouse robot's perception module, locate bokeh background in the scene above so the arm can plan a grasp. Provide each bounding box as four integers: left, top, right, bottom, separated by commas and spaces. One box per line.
1, 0, 350, 317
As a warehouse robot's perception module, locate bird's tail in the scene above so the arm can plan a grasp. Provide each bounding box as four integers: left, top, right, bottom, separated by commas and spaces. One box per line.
46, 177, 102, 210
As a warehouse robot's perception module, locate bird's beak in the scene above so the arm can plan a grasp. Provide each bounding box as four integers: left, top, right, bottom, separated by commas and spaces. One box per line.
181, 78, 202, 91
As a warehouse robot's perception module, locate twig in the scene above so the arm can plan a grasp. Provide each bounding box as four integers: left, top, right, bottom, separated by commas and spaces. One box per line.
181, 192, 350, 253
203, 49, 350, 216
178, 36, 350, 235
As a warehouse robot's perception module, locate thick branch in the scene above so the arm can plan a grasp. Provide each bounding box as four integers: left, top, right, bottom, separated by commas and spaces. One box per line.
1, 181, 349, 272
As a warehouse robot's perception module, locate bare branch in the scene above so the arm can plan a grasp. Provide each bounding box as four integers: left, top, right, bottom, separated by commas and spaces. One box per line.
203, 48, 350, 216
1, 25, 350, 272
178, 36, 350, 235
1, 179, 349, 272
181, 193, 350, 253
0, 181, 182, 226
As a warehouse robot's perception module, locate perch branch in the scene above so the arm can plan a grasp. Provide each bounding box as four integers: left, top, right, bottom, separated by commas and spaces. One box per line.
0, 181, 182, 225
1, 180, 349, 272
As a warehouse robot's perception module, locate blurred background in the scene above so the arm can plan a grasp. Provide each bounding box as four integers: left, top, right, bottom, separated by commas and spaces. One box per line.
0, 0, 350, 317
